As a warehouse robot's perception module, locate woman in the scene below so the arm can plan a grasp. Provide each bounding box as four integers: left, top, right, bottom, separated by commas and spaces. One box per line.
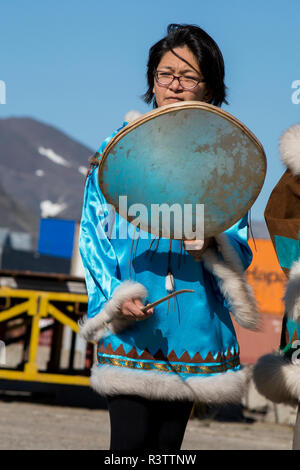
253, 124, 300, 450
79, 24, 258, 450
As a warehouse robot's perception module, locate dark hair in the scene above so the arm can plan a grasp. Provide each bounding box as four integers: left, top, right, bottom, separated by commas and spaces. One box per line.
143, 24, 228, 108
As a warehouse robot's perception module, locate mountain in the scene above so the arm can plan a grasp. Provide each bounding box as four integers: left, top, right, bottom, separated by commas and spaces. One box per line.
0, 117, 94, 229
0, 180, 39, 236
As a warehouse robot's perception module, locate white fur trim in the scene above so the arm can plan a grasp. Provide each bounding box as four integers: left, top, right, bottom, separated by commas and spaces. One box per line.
284, 259, 300, 323
202, 234, 260, 331
79, 281, 148, 342
90, 363, 251, 403
279, 124, 300, 175
124, 110, 142, 123
253, 353, 300, 406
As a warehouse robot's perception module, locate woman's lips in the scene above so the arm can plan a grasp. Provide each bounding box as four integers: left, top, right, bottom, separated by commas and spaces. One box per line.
165, 97, 183, 102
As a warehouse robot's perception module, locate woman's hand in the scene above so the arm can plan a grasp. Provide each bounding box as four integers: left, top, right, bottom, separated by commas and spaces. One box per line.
120, 298, 154, 320
184, 237, 215, 261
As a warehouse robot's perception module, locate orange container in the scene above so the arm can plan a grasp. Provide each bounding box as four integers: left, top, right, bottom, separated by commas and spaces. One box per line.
235, 239, 287, 364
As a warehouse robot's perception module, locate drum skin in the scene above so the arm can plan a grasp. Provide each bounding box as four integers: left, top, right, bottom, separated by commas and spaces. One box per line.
99, 101, 266, 239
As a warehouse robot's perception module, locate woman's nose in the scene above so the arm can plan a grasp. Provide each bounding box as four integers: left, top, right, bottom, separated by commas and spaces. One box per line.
169, 76, 183, 91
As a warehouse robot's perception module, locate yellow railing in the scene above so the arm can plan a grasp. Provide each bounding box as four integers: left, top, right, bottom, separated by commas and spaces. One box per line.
0, 287, 90, 386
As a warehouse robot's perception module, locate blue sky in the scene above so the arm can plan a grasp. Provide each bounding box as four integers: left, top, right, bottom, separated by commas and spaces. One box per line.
0, 0, 300, 221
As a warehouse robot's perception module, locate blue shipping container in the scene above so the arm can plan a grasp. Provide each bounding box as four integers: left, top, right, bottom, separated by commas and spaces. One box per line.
38, 219, 76, 259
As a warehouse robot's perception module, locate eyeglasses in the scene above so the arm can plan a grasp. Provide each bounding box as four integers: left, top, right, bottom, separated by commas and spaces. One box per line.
154, 71, 205, 90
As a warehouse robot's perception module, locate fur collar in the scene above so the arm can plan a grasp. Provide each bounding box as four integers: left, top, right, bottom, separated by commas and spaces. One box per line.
279, 124, 300, 175
88, 110, 142, 167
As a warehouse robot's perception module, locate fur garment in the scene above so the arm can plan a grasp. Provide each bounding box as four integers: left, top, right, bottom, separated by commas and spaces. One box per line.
91, 362, 251, 403
279, 124, 300, 175
284, 259, 300, 324
253, 353, 300, 405
253, 123, 300, 405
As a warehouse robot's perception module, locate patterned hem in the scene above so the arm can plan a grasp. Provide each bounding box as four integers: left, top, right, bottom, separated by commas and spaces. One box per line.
97, 353, 240, 375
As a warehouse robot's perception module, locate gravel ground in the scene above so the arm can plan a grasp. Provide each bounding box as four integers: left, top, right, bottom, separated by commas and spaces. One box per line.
0, 398, 294, 450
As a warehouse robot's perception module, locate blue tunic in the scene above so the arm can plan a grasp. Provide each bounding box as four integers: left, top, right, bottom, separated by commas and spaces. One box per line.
79, 122, 253, 395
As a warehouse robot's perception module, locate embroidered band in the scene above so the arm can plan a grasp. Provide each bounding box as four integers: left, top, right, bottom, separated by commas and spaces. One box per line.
97, 354, 240, 375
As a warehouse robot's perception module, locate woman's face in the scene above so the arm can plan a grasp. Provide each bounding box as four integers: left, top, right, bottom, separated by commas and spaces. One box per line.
153, 46, 211, 108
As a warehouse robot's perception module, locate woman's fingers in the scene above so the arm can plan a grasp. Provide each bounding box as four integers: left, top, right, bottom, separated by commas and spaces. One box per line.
121, 299, 154, 319
184, 239, 205, 251
184, 237, 215, 260
134, 299, 154, 317
122, 300, 142, 317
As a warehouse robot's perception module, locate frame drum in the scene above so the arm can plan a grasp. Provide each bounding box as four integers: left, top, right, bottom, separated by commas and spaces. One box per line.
99, 101, 266, 239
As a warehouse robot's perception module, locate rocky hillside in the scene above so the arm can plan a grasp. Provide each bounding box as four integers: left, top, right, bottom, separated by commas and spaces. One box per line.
0, 116, 94, 240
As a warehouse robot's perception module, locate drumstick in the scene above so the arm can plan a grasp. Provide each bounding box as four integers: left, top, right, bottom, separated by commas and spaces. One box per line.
88, 289, 196, 344
140, 289, 195, 313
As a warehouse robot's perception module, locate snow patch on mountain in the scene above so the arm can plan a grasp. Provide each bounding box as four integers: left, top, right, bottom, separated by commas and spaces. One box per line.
38, 147, 71, 167
40, 200, 68, 218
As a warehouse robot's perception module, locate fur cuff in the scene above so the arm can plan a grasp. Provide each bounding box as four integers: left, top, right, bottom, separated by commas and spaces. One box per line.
79, 281, 148, 342
279, 124, 300, 176
202, 233, 260, 331
90, 363, 251, 403
253, 353, 300, 406
284, 259, 300, 323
